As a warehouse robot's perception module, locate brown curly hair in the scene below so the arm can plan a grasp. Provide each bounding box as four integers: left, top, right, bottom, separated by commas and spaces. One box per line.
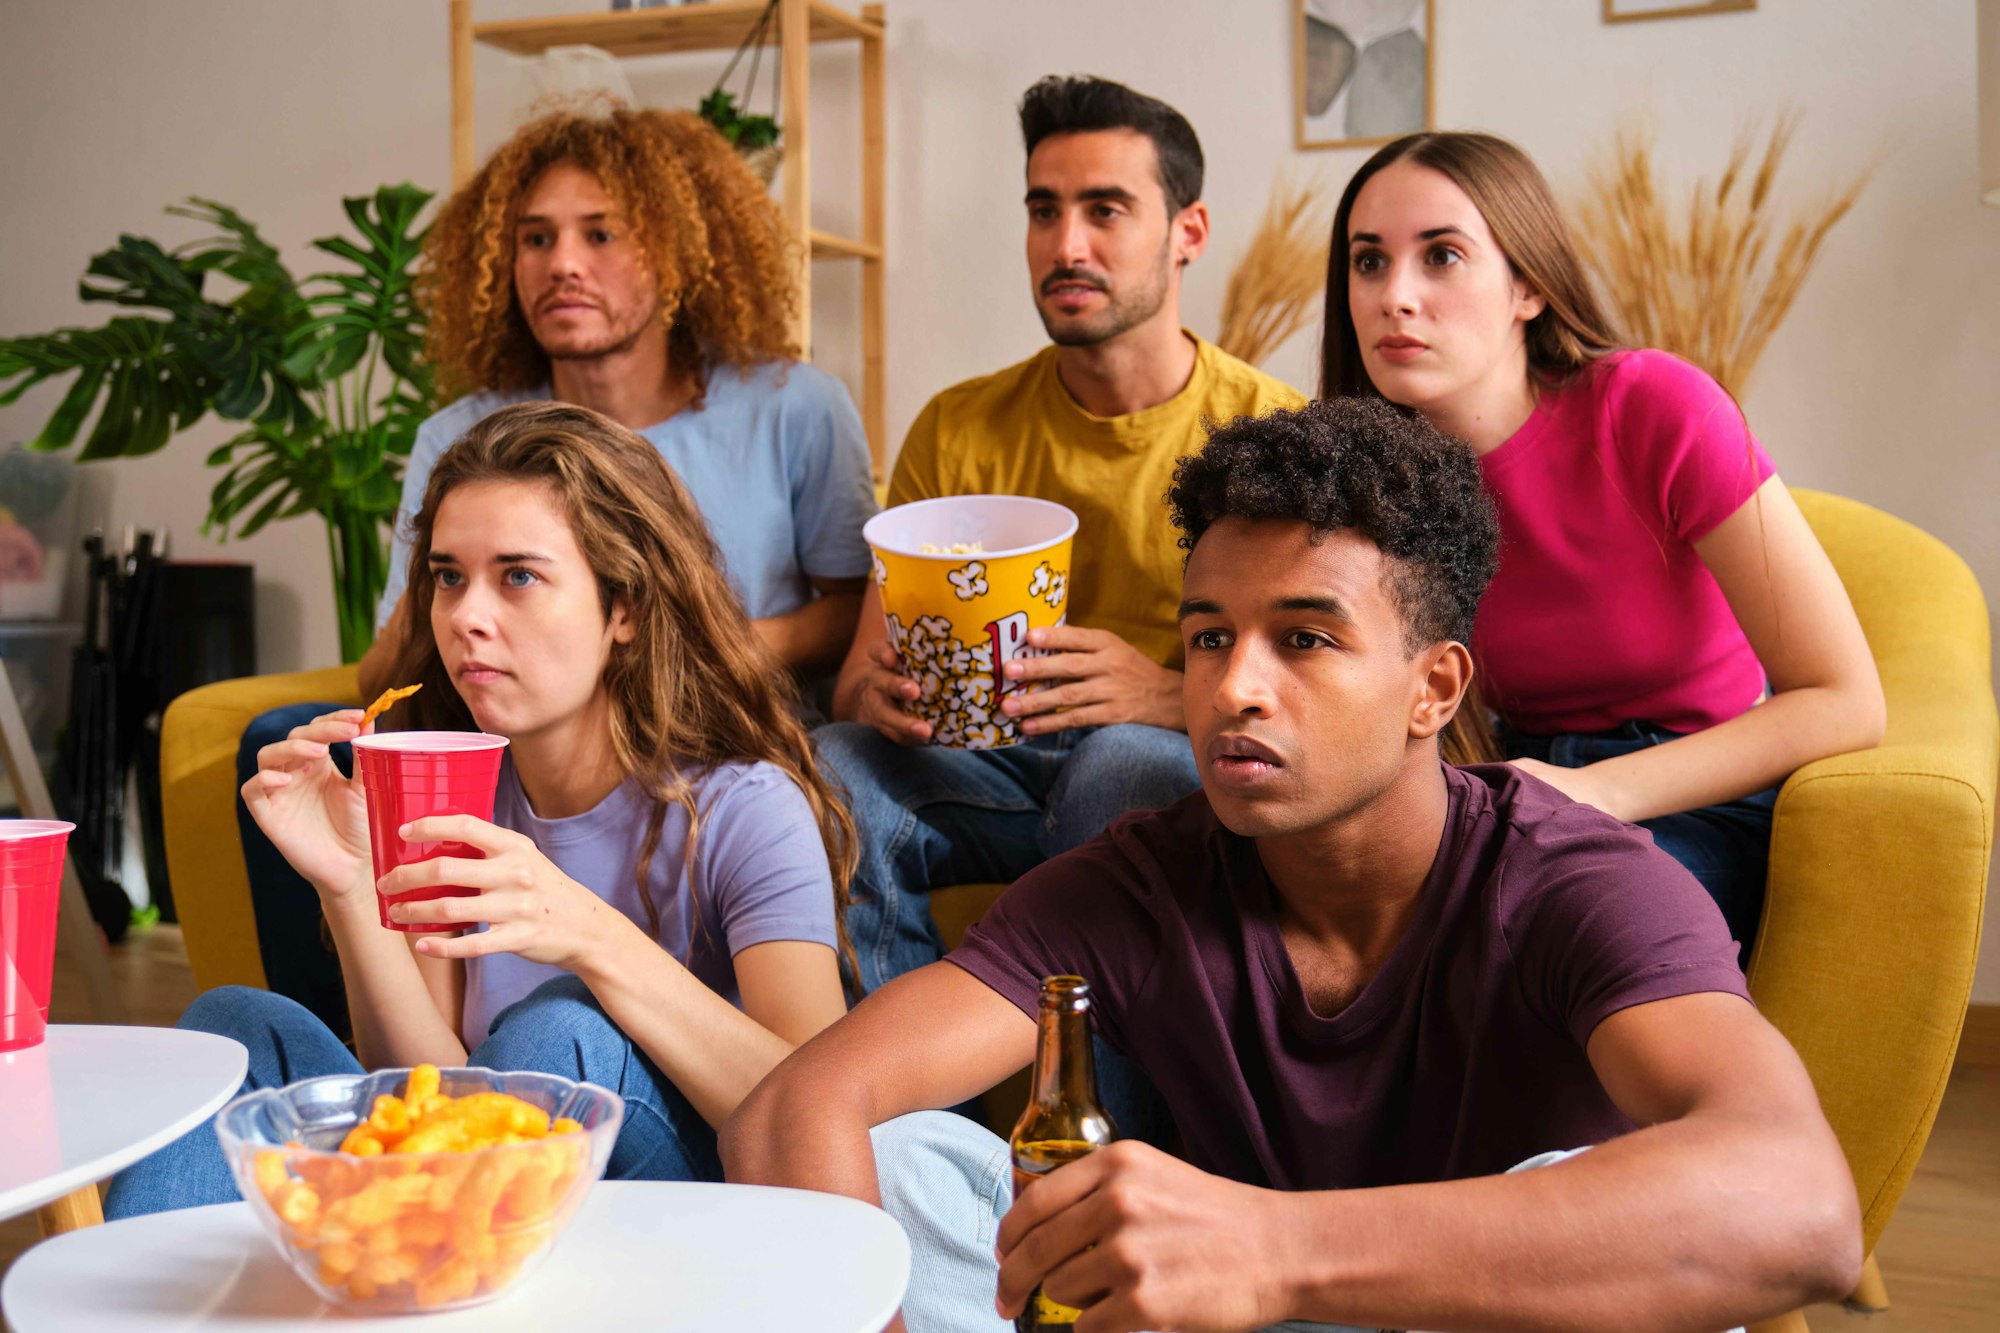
421, 106, 800, 400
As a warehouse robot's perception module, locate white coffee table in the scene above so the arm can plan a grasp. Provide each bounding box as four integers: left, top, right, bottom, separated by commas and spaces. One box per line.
2, 1179, 911, 1331
0, 1025, 247, 1233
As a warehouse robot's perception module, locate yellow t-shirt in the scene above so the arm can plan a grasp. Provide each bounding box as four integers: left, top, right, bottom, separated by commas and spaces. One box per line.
888, 335, 1306, 670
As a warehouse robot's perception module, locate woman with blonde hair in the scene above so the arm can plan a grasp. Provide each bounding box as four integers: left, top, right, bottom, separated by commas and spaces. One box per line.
1322, 131, 1883, 958
108, 402, 856, 1214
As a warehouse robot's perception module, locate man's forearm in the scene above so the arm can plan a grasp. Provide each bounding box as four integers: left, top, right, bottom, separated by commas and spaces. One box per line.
721, 1070, 888, 1208
1270, 1113, 1860, 1332
752, 591, 863, 676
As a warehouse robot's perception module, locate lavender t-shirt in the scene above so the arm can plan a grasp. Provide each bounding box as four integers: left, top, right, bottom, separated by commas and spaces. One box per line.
459, 756, 838, 1050
950, 763, 1750, 1189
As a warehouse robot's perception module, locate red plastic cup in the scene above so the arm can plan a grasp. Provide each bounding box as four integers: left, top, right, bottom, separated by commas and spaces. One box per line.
0, 819, 73, 1053
351, 732, 508, 933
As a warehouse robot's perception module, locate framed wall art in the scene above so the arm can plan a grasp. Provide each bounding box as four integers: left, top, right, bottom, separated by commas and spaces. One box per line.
1603, 0, 1754, 23
1295, 0, 1435, 151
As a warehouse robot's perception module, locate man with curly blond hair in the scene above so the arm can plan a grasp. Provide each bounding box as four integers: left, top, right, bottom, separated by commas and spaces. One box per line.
360, 104, 876, 692
242, 106, 876, 1036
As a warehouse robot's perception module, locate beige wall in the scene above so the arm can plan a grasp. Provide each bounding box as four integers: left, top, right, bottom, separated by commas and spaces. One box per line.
3, 0, 1995, 997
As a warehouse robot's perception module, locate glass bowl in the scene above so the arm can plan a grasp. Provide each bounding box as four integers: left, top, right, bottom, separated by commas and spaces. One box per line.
216, 1067, 623, 1313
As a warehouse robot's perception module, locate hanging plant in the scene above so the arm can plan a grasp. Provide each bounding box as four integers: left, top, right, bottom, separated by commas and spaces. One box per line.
698, 0, 783, 178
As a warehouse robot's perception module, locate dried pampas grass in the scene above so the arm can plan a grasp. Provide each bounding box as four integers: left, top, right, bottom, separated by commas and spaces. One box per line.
1575, 114, 1870, 397
1218, 176, 1332, 368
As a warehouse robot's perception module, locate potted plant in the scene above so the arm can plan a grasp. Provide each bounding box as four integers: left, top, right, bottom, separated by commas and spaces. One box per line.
0, 184, 436, 663
699, 89, 782, 182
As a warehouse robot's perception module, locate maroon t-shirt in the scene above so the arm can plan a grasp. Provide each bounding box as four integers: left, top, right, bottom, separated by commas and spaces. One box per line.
950, 763, 1751, 1190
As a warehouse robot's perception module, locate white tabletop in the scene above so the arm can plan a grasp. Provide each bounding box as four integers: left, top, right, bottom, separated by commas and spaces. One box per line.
2, 1180, 910, 1332
0, 1025, 247, 1221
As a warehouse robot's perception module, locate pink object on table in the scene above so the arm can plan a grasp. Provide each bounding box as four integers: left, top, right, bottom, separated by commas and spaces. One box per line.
0, 819, 73, 1052
351, 733, 507, 934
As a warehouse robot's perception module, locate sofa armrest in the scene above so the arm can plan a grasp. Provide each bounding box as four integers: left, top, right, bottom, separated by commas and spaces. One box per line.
161, 665, 363, 991
1752, 733, 1995, 1251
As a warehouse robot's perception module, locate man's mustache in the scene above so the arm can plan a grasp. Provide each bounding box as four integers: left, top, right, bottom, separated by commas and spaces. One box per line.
1041, 268, 1109, 295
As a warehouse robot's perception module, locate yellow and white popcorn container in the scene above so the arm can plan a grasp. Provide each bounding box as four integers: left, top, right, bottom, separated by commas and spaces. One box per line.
863, 495, 1078, 750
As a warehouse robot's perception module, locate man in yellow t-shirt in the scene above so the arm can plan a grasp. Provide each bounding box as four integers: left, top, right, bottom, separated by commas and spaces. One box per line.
819, 75, 1304, 1000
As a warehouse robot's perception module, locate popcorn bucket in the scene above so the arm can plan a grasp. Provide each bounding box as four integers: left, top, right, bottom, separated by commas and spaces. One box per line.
864, 496, 1077, 750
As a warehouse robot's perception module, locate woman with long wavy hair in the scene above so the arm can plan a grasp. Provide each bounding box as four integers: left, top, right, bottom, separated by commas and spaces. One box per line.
1321, 131, 1883, 959
107, 402, 857, 1214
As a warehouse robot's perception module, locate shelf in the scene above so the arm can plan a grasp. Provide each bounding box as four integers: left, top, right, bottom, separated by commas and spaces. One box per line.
473, 0, 879, 58
809, 229, 882, 261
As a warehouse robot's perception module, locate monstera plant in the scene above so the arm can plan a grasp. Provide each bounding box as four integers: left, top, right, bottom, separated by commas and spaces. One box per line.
0, 184, 436, 662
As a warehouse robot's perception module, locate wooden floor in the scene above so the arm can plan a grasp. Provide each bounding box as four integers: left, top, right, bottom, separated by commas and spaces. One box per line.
3, 927, 1996, 1329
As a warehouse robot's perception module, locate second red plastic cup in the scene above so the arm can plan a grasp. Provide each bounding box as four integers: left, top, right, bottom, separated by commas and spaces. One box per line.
351, 732, 509, 933
1, 819, 74, 1053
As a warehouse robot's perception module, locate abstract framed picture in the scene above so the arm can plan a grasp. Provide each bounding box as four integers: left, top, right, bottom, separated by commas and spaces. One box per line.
1603, 0, 1754, 22
1295, 0, 1435, 151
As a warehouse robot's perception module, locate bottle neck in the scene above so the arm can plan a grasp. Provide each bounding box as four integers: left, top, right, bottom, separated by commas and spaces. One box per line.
1031, 1001, 1097, 1109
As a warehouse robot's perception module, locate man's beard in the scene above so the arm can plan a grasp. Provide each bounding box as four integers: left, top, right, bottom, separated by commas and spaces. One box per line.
1036, 243, 1174, 348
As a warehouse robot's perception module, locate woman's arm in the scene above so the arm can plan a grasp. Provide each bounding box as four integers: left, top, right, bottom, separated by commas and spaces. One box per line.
390, 811, 848, 1129
1523, 476, 1885, 822
322, 892, 471, 1070
579, 935, 847, 1128
240, 708, 468, 1068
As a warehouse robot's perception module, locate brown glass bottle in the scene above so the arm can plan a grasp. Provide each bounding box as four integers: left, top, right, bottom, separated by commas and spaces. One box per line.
1009, 975, 1118, 1332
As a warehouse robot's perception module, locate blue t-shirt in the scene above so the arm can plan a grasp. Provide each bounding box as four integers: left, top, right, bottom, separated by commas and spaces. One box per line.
378, 360, 878, 629
459, 755, 840, 1049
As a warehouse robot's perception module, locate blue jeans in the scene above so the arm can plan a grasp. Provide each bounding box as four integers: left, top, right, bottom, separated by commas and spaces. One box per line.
102, 975, 721, 1219
238, 701, 354, 1038
815, 722, 1201, 994
817, 722, 1196, 1148
1500, 721, 1778, 966
869, 1112, 1673, 1333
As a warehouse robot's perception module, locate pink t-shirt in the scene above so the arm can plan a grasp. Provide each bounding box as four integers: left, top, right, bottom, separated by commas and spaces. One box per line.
1472, 349, 1775, 735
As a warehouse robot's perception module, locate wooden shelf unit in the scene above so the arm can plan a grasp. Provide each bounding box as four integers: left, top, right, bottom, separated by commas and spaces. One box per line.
447, 0, 889, 470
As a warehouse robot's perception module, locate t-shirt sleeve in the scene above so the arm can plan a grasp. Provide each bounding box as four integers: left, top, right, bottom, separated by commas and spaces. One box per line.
377, 416, 451, 631
1606, 350, 1777, 543
886, 396, 947, 507
787, 371, 879, 581
1504, 807, 1752, 1049
947, 834, 1163, 1052
692, 765, 839, 957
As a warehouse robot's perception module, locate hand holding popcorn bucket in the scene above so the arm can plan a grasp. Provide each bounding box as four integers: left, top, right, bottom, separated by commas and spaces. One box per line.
863, 496, 1077, 750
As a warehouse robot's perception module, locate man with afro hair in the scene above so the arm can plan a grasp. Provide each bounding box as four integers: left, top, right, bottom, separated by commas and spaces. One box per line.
727, 398, 1859, 1333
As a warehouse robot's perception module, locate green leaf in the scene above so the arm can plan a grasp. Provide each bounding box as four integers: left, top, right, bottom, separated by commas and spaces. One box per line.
32, 364, 106, 451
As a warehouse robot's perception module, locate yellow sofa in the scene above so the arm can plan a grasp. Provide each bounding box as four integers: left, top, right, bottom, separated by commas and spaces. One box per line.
160, 489, 1993, 1294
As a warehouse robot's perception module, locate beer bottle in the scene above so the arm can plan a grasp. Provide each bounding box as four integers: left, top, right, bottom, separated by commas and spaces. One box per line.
1009, 975, 1118, 1332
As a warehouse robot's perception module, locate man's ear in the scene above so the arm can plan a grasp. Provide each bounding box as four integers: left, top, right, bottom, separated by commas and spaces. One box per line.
1174, 200, 1211, 270
1409, 640, 1472, 742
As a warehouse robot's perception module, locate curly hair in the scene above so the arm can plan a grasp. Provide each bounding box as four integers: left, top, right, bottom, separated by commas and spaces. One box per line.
1167, 398, 1498, 654
421, 107, 799, 400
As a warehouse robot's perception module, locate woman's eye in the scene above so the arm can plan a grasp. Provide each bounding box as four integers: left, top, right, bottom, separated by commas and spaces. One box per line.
1352, 250, 1384, 274
432, 568, 462, 589
1191, 629, 1227, 651
520, 233, 549, 249
589, 228, 613, 244
1426, 245, 1462, 267
505, 567, 539, 589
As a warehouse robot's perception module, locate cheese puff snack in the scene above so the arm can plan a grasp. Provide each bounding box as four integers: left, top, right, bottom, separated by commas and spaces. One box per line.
360, 683, 422, 727
250, 1065, 592, 1311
